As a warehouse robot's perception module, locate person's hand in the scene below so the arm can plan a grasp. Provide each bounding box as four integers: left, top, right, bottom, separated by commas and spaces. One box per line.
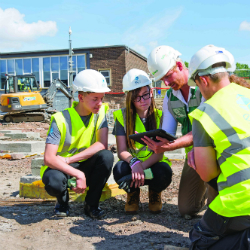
72, 171, 86, 194
56, 155, 71, 164
131, 162, 145, 188
188, 148, 196, 170
141, 136, 173, 154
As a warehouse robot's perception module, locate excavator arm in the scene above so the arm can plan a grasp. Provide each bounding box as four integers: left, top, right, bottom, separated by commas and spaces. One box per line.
42, 79, 74, 107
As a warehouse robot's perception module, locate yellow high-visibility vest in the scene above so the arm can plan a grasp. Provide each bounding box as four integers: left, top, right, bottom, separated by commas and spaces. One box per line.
189, 83, 250, 217
40, 102, 108, 178
113, 108, 171, 165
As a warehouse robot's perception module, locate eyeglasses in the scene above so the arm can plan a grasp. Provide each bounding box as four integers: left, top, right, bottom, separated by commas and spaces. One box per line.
134, 92, 151, 102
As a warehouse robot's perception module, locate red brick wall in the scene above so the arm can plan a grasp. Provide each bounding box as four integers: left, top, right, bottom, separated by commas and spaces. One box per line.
89, 46, 148, 108
125, 50, 148, 73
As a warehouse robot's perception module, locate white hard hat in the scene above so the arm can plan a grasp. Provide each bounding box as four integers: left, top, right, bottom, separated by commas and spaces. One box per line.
188, 45, 232, 86
223, 49, 236, 73
147, 45, 181, 81
122, 69, 152, 92
73, 69, 111, 93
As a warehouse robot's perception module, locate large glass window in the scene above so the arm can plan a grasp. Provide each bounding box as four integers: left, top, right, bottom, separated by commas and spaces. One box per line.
15, 59, 23, 75
77, 55, 85, 73
23, 59, 31, 74
32, 58, 39, 85
51, 57, 59, 81
60, 56, 68, 85
7, 59, 14, 75
0, 60, 6, 89
72, 56, 76, 71
43, 57, 50, 87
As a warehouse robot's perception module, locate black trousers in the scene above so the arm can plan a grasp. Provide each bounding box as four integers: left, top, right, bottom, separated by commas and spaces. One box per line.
113, 160, 172, 193
189, 207, 250, 250
42, 150, 114, 207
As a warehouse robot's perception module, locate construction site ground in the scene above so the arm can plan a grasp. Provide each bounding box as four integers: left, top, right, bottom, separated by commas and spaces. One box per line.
0, 122, 204, 250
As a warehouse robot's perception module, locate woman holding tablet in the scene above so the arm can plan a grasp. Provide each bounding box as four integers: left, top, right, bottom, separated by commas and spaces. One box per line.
112, 69, 172, 214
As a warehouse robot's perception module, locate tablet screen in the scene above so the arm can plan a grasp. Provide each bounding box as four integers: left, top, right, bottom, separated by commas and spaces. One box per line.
129, 129, 177, 146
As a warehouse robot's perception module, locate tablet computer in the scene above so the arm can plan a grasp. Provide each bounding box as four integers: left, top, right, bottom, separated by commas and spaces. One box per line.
129, 129, 177, 146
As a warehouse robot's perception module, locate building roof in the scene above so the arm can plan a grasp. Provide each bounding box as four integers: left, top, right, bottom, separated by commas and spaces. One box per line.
0, 45, 147, 61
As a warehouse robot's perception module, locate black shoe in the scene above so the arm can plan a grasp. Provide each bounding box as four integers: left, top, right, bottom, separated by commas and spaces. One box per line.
54, 202, 70, 217
84, 202, 106, 219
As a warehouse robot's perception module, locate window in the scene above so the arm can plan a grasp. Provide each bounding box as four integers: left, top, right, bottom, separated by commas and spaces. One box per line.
99, 69, 111, 86
60, 56, 68, 85
24, 59, 31, 74
77, 55, 86, 73
7, 59, 14, 75
15, 59, 23, 75
43, 57, 51, 87
0, 60, 6, 89
32, 58, 39, 85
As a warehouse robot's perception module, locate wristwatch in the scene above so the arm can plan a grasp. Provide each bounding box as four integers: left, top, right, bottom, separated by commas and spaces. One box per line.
129, 157, 140, 168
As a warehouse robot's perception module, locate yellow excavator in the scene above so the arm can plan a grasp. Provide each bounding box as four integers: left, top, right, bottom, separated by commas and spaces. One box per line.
0, 74, 73, 123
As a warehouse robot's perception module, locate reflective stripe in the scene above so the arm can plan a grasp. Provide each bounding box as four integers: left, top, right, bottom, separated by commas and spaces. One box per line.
199, 103, 250, 165
68, 148, 78, 154
218, 168, 250, 191
189, 98, 199, 108
168, 92, 178, 121
91, 113, 99, 145
61, 110, 72, 153
199, 103, 250, 191
195, 88, 201, 106
169, 100, 185, 109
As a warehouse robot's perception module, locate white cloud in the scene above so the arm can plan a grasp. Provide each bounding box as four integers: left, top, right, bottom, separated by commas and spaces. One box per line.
0, 8, 57, 49
122, 8, 183, 56
239, 21, 250, 31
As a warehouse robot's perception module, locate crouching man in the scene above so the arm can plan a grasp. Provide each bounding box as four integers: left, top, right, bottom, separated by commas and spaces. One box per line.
40, 69, 114, 219
188, 45, 250, 249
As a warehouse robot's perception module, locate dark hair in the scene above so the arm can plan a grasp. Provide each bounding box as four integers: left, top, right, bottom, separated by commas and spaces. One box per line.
229, 74, 250, 88
125, 85, 160, 150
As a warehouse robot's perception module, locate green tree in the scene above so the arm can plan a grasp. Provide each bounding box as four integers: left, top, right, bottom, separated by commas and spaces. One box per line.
236, 62, 249, 69
184, 61, 189, 68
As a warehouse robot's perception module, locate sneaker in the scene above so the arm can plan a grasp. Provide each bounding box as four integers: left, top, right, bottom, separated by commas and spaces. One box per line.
148, 189, 162, 214
54, 202, 70, 217
84, 202, 106, 219
125, 189, 140, 214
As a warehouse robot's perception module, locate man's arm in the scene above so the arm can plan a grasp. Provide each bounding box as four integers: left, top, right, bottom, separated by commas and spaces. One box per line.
194, 146, 220, 182
141, 131, 193, 154
67, 127, 108, 164
44, 144, 86, 193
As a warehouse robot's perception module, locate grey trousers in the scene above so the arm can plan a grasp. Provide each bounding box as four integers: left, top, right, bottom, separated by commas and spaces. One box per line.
178, 159, 218, 217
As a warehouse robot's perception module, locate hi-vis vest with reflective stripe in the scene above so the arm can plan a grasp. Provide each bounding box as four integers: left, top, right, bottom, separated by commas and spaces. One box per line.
167, 87, 201, 155
189, 83, 250, 217
40, 102, 108, 178
113, 108, 171, 166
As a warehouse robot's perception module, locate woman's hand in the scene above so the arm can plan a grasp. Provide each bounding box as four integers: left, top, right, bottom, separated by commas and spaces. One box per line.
131, 162, 145, 188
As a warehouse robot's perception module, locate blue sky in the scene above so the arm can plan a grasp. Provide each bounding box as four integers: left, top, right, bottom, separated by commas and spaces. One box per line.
1, 0, 250, 65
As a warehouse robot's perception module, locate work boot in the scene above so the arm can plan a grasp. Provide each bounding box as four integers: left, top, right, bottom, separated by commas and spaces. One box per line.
84, 202, 106, 220
148, 189, 162, 214
54, 202, 70, 217
125, 189, 140, 214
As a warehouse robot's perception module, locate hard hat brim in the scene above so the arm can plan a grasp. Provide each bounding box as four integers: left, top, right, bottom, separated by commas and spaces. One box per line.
188, 79, 196, 87
198, 53, 231, 71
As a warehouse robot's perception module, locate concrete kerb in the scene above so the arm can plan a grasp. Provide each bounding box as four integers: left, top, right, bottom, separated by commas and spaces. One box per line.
19, 153, 124, 201
0, 141, 45, 153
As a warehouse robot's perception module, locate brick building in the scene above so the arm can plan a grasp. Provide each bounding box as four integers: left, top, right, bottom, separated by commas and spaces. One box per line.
0, 45, 148, 110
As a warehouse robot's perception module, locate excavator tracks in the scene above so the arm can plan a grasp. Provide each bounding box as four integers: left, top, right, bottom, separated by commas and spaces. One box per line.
3, 111, 51, 123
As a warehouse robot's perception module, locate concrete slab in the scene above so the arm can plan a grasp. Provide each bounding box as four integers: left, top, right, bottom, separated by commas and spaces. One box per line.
20, 175, 41, 183
4, 132, 41, 139
0, 141, 45, 153
0, 130, 22, 134
31, 157, 44, 175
